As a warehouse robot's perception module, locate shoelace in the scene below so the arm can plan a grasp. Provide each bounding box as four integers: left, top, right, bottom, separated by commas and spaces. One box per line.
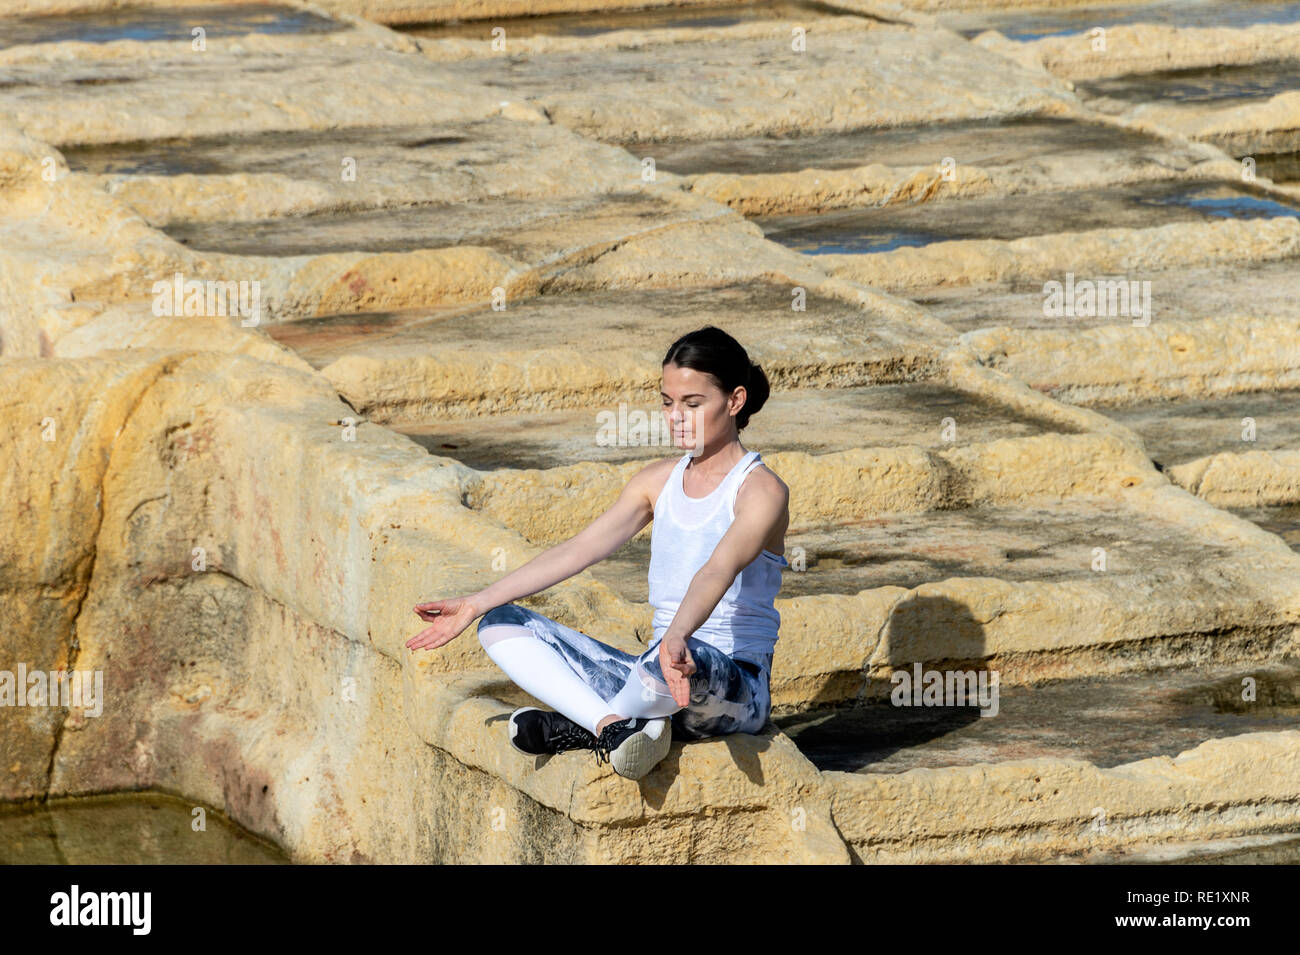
591, 721, 628, 766
551, 724, 599, 754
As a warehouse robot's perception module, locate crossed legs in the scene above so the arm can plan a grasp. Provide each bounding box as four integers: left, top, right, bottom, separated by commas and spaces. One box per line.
477, 603, 681, 736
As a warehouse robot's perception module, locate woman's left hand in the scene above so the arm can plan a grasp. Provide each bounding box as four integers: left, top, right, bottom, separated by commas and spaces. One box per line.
659, 635, 696, 706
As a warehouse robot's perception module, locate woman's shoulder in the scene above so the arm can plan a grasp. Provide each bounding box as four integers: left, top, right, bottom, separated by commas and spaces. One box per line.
741, 458, 789, 502
751, 454, 787, 486
626, 453, 687, 510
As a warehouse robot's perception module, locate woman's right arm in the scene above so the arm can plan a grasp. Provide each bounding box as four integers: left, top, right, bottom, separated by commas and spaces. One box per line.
469, 465, 659, 614
407, 462, 662, 651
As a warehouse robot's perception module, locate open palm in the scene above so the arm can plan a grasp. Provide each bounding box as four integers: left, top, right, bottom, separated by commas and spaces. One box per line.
407, 596, 480, 651
659, 635, 696, 706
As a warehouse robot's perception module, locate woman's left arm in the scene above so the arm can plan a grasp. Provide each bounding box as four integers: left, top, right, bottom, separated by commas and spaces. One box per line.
659, 472, 789, 690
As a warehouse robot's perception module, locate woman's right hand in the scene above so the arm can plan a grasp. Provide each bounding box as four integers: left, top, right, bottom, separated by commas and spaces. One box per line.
407, 595, 483, 651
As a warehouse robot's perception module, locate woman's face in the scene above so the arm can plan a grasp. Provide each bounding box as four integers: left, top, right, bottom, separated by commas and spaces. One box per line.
661, 362, 744, 452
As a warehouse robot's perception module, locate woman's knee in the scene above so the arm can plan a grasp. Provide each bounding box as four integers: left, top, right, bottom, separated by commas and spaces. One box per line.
478, 604, 537, 651
479, 603, 530, 630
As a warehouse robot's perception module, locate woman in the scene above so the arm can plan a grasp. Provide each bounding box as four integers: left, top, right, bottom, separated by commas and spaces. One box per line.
406, 326, 790, 781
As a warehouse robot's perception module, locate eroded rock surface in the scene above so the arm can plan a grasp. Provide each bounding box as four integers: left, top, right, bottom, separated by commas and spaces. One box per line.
3, 0, 1299, 864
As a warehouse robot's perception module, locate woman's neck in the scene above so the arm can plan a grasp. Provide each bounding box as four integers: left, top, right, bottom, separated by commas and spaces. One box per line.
686, 441, 746, 481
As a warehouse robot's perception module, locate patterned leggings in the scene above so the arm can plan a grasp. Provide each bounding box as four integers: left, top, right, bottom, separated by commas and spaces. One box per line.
477, 603, 773, 740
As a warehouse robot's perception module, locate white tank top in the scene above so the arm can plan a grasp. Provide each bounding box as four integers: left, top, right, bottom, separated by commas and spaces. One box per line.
647, 449, 788, 663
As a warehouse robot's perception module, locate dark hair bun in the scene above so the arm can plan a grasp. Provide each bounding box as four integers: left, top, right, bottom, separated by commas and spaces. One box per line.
740, 361, 770, 431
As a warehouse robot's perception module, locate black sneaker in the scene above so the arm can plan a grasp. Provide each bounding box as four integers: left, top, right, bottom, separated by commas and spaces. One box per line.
593, 716, 672, 780
508, 707, 599, 756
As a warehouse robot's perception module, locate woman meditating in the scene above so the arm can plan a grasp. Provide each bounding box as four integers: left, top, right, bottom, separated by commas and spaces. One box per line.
407, 325, 789, 780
